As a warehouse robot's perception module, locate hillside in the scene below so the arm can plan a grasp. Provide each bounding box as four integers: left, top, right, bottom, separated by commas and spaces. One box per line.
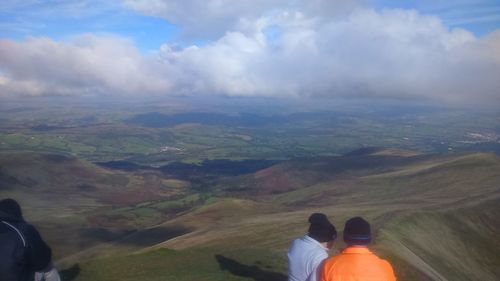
1, 150, 499, 280
0, 151, 190, 258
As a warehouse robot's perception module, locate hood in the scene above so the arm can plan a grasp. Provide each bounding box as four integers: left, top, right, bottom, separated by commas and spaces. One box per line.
0, 210, 23, 222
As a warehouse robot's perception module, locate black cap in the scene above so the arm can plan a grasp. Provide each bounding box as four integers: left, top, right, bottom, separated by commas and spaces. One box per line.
343, 217, 371, 245
308, 213, 337, 243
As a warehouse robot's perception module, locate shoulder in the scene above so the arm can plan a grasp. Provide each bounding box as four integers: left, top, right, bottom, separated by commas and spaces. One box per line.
12, 222, 40, 237
0, 221, 23, 244
310, 247, 328, 263
289, 237, 304, 247
321, 254, 343, 280
375, 255, 393, 267
380, 258, 395, 271
289, 237, 328, 259
11, 222, 49, 251
322, 254, 342, 268
288, 237, 304, 254
377, 257, 397, 279
1, 220, 30, 240
289, 236, 322, 252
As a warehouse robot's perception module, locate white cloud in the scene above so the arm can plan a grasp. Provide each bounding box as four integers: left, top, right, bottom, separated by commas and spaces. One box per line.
0, 35, 171, 96
0, 3, 499, 104
156, 8, 499, 103
122, 0, 291, 40
121, 0, 368, 40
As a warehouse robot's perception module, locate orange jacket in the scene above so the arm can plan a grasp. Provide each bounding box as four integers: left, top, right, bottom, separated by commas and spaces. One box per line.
321, 246, 396, 281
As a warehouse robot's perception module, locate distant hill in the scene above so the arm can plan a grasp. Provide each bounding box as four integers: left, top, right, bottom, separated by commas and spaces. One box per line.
0, 152, 188, 206
342, 146, 421, 157
222, 148, 424, 195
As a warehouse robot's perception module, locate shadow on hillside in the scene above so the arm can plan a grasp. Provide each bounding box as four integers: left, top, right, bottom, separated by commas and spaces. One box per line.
114, 226, 192, 247
60, 264, 80, 281
82, 225, 191, 247
215, 254, 287, 281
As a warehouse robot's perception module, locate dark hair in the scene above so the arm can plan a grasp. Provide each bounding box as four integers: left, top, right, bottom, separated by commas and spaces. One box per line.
308, 213, 337, 243
343, 217, 371, 245
0, 198, 24, 221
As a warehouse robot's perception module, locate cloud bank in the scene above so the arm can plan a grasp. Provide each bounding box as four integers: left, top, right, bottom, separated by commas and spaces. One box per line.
0, 35, 170, 96
0, 0, 499, 104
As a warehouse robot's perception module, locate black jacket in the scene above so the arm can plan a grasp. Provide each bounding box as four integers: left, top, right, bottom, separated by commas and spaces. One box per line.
0, 211, 52, 281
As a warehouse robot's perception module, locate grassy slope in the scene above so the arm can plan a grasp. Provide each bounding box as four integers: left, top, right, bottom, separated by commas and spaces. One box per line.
0, 152, 190, 258
58, 152, 500, 281
63, 247, 287, 281
379, 198, 500, 281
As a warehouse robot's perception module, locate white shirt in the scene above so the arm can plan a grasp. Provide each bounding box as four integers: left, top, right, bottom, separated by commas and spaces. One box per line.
288, 235, 329, 281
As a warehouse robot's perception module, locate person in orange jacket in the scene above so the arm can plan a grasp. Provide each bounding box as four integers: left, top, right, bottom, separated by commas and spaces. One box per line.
321, 217, 396, 281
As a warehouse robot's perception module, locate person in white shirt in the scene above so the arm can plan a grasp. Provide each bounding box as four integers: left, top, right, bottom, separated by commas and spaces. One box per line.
288, 213, 337, 281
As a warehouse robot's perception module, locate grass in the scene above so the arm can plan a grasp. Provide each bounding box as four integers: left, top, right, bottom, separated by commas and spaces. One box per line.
0, 151, 195, 259
62, 247, 287, 281
379, 199, 500, 280
135, 152, 498, 281
2, 149, 500, 280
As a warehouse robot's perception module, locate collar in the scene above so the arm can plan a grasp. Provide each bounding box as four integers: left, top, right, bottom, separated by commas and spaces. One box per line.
342, 246, 372, 254
303, 235, 329, 251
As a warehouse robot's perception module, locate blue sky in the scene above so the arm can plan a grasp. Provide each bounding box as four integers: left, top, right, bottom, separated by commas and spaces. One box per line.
0, 1, 178, 52
0, 0, 499, 104
1, 0, 499, 52
371, 0, 500, 36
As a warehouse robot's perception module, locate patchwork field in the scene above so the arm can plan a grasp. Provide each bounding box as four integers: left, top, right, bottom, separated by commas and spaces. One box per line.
1, 101, 499, 280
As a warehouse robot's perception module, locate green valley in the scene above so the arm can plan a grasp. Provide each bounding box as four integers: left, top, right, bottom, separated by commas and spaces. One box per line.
1, 100, 499, 281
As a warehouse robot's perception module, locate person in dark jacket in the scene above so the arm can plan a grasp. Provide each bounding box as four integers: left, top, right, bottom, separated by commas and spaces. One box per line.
0, 198, 53, 281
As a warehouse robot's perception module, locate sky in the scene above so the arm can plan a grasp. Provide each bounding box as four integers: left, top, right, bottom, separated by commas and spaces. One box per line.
0, 0, 499, 105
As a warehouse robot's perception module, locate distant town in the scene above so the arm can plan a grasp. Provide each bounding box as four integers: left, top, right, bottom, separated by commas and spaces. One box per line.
159, 146, 185, 153
461, 132, 500, 143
